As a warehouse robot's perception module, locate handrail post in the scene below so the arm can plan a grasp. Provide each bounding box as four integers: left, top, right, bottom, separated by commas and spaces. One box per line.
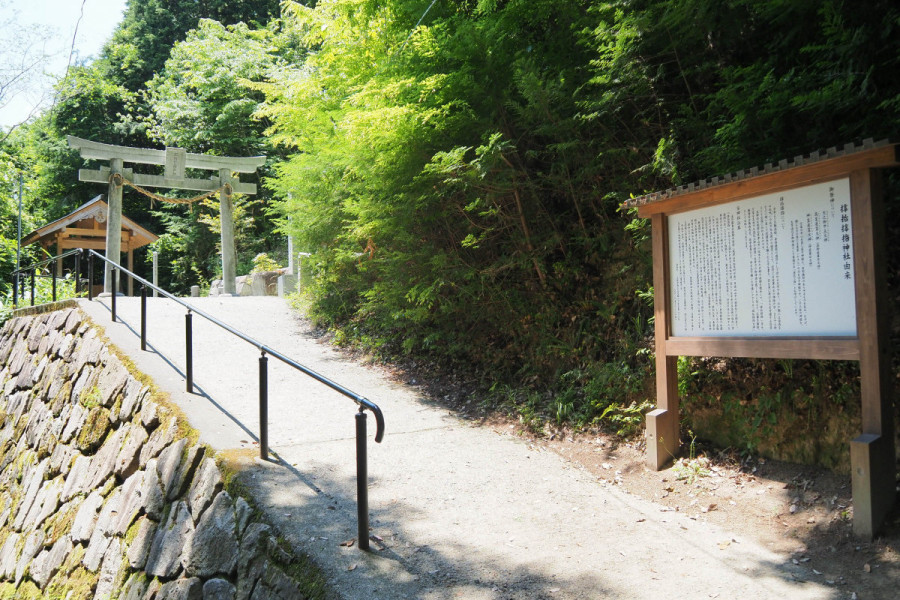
88, 252, 94, 301
111, 268, 117, 321
52, 267, 57, 302
356, 410, 370, 551
185, 310, 193, 393
74, 252, 81, 296
259, 351, 269, 461
30, 269, 35, 306
141, 285, 147, 351
12, 272, 17, 307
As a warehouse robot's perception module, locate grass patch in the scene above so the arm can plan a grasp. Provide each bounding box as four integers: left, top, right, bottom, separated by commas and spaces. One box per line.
215, 448, 265, 518
79, 386, 101, 410
42, 497, 78, 546
270, 536, 333, 600
74, 406, 111, 451
45, 562, 94, 600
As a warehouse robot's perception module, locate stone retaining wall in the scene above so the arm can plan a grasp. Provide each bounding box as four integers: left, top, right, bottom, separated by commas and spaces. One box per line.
0, 307, 321, 600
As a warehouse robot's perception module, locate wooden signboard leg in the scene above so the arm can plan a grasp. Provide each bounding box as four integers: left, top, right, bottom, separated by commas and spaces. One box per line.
647, 213, 680, 469
849, 168, 896, 539
647, 355, 680, 470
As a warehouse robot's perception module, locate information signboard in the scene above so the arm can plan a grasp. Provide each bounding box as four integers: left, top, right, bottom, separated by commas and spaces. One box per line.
668, 178, 856, 337
625, 140, 898, 539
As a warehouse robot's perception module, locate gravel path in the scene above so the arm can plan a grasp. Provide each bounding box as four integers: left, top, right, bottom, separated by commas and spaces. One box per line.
78, 296, 836, 600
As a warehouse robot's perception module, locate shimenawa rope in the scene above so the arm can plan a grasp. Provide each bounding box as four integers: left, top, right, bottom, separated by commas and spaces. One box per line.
109, 173, 232, 208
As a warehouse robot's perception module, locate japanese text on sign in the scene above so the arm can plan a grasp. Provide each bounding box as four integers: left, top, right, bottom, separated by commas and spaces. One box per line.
668, 178, 856, 337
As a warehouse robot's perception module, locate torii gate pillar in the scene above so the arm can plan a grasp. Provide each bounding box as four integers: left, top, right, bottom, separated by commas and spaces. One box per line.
104, 158, 123, 294
219, 168, 237, 295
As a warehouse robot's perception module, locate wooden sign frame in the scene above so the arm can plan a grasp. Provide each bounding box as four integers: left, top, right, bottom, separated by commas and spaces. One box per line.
627, 140, 898, 538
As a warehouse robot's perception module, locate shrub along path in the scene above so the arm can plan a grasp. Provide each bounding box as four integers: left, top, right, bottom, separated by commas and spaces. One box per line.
78, 296, 833, 600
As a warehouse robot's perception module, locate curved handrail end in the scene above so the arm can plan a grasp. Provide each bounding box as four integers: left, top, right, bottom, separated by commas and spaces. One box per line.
359, 399, 385, 443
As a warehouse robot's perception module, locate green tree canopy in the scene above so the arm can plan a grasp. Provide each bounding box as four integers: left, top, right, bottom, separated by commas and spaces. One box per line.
101, 0, 283, 92
253, 0, 900, 427
146, 19, 283, 156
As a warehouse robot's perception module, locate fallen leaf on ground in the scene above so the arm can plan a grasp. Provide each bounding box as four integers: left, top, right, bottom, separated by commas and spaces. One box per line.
348, 564, 357, 571
718, 540, 731, 550
340, 539, 355, 547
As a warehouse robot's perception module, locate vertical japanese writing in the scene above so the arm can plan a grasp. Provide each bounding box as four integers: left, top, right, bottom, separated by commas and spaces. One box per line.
790, 218, 808, 326
671, 213, 737, 332
840, 202, 852, 280
668, 178, 854, 337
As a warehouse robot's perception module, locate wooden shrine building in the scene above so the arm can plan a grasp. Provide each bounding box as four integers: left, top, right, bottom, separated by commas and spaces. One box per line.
21, 195, 158, 296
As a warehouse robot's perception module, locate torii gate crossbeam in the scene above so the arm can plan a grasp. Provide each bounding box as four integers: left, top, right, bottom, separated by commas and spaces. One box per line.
68, 136, 265, 296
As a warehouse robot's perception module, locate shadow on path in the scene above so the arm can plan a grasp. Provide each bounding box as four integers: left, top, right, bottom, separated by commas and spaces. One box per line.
78, 297, 839, 600
91, 300, 263, 446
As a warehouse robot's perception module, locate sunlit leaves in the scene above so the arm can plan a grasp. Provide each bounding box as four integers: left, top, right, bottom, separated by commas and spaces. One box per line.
146, 20, 279, 155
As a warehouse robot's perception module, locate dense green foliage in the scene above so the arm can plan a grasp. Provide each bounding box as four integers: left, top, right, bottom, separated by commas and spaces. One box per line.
142, 18, 295, 289
258, 0, 900, 428
260, 0, 658, 402
2, 0, 898, 446
103, 0, 282, 91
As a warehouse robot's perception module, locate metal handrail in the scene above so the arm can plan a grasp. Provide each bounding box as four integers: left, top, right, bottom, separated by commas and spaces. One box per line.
11, 248, 85, 307
82, 250, 386, 439
81, 249, 384, 550
12, 248, 83, 275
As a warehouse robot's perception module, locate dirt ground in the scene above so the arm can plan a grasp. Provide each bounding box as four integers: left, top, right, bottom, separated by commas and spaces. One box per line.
315, 322, 900, 600
387, 368, 900, 600
539, 430, 900, 600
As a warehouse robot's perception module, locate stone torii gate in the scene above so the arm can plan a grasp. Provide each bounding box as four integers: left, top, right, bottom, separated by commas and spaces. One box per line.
67, 136, 265, 295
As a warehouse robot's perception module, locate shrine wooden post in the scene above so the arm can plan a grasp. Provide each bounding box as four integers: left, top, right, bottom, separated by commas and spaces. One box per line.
67, 136, 264, 295
219, 168, 237, 295
105, 158, 123, 294
626, 140, 898, 538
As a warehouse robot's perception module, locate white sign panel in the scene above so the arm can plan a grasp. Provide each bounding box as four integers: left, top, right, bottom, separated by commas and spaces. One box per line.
668, 178, 856, 337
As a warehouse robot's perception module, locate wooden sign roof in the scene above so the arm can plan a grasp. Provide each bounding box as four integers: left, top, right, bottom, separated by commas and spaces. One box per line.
21, 195, 159, 252
624, 138, 899, 217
